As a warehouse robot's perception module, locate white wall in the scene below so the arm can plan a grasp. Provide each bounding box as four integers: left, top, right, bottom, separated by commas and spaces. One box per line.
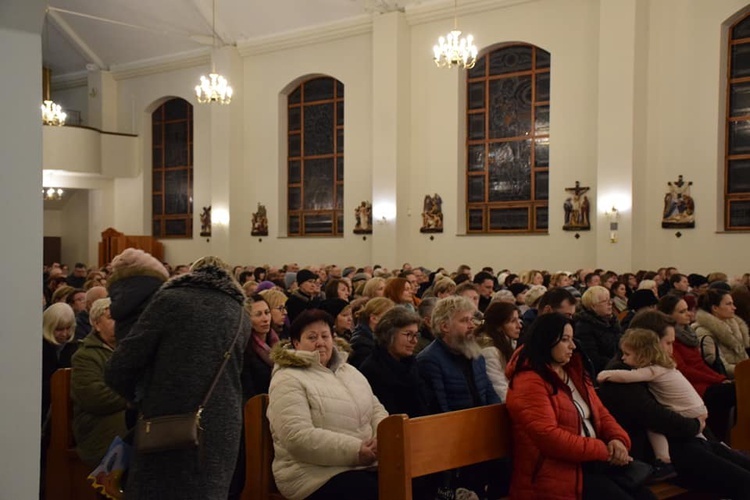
44, 209, 62, 236
61, 0, 750, 275
60, 189, 90, 265
0, 1, 45, 496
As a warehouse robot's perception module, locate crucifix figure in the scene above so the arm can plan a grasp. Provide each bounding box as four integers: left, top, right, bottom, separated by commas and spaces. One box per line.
563, 181, 591, 231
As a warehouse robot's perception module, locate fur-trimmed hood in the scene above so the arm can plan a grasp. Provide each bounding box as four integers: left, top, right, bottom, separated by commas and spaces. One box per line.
270, 339, 349, 372
161, 265, 245, 305
693, 309, 750, 356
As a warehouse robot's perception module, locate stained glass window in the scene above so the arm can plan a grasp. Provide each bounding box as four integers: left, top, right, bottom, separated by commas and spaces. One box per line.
726, 14, 750, 229
152, 98, 193, 238
287, 77, 344, 236
466, 44, 550, 233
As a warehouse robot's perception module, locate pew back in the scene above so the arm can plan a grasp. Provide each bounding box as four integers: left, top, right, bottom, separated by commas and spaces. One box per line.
731, 359, 750, 451
242, 394, 286, 500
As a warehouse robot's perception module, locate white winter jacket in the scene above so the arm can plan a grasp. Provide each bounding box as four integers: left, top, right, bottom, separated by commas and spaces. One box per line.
267, 344, 388, 500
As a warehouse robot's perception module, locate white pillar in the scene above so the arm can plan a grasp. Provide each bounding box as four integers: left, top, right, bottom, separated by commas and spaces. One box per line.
209, 46, 244, 260
595, 0, 648, 271
87, 69, 118, 131
0, 0, 45, 497
371, 11, 411, 269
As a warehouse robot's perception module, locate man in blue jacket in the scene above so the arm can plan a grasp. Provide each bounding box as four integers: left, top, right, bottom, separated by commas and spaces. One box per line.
417, 295, 500, 413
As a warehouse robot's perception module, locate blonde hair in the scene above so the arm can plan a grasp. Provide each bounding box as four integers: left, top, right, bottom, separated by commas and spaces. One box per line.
89, 298, 112, 328
581, 285, 609, 309
620, 328, 675, 369
357, 297, 396, 324
259, 289, 287, 310
43, 303, 76, 345
433, 277, 457, 296
550, 272, 569, 288
521, 270, 542, 285
362, 277, 386, 299
51, 285, 75, 304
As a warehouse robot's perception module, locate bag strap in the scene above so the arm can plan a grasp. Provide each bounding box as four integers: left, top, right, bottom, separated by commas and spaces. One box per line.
197, 308, 246, 414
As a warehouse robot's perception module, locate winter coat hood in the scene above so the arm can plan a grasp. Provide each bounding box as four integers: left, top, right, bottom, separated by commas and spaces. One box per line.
270, 339, 348, 372
693, 309, 749, 357
162, 265, 245, 304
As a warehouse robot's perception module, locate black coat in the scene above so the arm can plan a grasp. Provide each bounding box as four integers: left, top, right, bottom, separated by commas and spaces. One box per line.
358, 346, 430, 417
597, 360, 701, 462
349, 323, 376, 368
42, 339, 79, 423
241, 333, 276, 400
108, 269, 167, 342
106, 266, 252, 500
574, 308, 621, 377
285, 290, 320, 324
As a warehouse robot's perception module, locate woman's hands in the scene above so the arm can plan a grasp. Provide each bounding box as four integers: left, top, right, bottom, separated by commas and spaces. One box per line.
607, 439, 632, 466
358, 438, 378, 466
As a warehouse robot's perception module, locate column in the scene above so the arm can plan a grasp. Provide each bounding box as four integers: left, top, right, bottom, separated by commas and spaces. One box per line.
0, 0, 45, 497
371, 10, 411, 269
209, 46, 244, 260
595, 0, 649, 270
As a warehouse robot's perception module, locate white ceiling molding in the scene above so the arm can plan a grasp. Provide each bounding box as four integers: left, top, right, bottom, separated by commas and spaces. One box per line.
237, 15, 373, 57
48, 8, 106, 70
110, 48, 211, 81
405, 0, 539, 26
51, 70, 88, 91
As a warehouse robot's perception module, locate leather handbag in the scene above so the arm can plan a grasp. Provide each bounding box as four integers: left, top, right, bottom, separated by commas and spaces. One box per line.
135, 310, 246, 454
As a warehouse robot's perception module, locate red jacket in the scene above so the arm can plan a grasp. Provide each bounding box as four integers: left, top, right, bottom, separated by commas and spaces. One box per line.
672, 339, 726, 397
505, 348, 631, 499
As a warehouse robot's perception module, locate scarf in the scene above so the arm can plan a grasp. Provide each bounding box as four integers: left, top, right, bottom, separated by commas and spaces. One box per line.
252, 329, 280, 367
675, 324, 699, 348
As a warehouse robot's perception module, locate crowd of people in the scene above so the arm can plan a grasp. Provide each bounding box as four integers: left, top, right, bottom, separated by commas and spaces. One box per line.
39, 258, 750, 499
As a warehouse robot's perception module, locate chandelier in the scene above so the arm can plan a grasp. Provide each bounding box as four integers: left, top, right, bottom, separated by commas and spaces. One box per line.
43, 187, 64, 200
195, 0, 233, 104
42, 100, 67, 126
433, 0, 477, 69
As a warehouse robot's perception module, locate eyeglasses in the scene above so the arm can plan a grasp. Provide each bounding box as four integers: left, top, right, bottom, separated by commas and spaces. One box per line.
399, 331, 421, 342
274, 305, 287, 312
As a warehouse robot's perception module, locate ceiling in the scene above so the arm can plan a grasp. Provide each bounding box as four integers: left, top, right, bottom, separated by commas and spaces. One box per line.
42, 0, 430, 79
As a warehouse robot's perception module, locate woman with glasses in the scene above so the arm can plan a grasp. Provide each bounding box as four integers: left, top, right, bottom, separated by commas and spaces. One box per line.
260, 288, 289, 339
575, 285, 622, 378
359, 306, 430, 417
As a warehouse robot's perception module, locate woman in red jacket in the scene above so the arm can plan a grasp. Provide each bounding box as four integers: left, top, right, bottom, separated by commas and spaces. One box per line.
506, 313, 654, 499
657, 295, 735, 442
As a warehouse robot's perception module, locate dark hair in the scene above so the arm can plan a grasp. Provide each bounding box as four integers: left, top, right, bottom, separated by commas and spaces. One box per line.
628, 309, 675, 338
238, 271, 253, 285
253, 267, 267, 281
453, 274, 470, 285
584, 272, 599, 285
510, 313, 573, 393
699, 288, 731, 313
455, 281, 479, 295
657, 294, 683, 316
477, 301, 518, 362
504, 274, 519, 288
288, 309, 335, 342
324, 278, 349, 300
417, 296, 438, 319
65, 288, 86, 305
669, 273, 686, 286
473, 271, 494, 285
609, 281, 627, 298
374, 306, 421, 348
538, 287, 576, 311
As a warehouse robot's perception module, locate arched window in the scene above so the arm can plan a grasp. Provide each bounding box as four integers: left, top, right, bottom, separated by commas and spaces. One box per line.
726, 14, 750, 230
287, 77, 344, 236
466, 43, 550, 233
151, 98, 193, 238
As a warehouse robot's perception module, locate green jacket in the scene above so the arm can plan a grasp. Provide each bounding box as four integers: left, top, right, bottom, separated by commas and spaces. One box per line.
71, 332, 128, 466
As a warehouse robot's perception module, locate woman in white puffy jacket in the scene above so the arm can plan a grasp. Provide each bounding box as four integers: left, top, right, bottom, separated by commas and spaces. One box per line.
267, 309, 388, 500
476, 301, 522, 401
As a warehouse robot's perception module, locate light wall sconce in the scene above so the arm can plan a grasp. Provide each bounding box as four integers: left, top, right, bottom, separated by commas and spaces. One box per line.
605, 206, 619, 243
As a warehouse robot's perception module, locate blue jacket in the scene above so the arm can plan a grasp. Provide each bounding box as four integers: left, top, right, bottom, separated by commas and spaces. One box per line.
417, 338, 500, 414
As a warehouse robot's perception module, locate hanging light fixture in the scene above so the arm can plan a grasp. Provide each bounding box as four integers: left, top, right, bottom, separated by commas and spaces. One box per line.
433, 0, 478, 70
41, 14, 67, 125
195, 0, 233, 104
43, 187, 65, 200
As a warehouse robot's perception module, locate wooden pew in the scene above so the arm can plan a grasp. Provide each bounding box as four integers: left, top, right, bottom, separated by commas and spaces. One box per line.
731, 359, 750, 451
377, 404, 695, 500
45, 368, 99, 500
241, 394, 286, 500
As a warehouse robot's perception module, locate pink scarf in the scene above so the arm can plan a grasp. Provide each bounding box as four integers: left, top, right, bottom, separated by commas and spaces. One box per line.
251, 329, 280, 366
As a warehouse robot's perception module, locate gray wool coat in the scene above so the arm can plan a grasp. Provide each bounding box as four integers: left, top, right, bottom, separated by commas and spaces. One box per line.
105, 265, 251, 500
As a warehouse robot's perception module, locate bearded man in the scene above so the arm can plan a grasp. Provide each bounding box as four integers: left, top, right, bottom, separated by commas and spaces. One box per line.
417, 295, 500, 414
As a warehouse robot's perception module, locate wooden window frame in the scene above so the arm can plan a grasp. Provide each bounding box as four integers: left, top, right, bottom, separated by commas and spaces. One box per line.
725, 16, 750, 230
151, 98, 193, 239
287, 77, 344, 237
466, 43, 550, 234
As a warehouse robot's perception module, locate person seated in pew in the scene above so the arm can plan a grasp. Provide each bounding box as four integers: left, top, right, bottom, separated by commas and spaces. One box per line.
417, 296, 504, 498
70, 298, 128, 466
506, 313, 656, 499
267, 309, 387, 500
359, 306, 430, 417
598, 309, 750, 498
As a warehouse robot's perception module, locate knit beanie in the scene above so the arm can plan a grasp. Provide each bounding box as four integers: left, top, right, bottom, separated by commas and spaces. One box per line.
319, 298, 349, 319
627, 289, 659, 311
296, 269, 318, 285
